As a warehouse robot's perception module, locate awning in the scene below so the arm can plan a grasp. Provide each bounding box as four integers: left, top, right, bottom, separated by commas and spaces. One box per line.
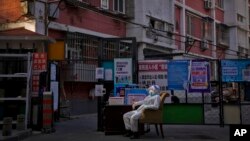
0, 27, 55, 43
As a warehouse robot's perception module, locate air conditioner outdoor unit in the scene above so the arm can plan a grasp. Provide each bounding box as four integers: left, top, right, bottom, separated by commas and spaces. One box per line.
186, 36, 195, 46
204, 0, 212, 9
200, 39, 209, 50
20, 0, 35, 16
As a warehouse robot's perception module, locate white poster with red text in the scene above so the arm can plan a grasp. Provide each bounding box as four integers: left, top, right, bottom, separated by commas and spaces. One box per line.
138, 60, 168, 91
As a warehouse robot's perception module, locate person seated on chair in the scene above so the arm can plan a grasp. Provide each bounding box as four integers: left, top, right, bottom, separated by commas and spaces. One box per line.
123, 85, 161, 139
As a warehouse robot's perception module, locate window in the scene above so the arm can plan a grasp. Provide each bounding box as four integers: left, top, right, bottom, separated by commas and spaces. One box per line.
216, 24, 229, 45
186, 14, 194, 36
114, 0, 125, 13
147, 18, 173, 43
221, 28, 228, 41
237, 14, 244, 22
202, 19, 212, 40
215, 0, 224, 8
238, 47, 248, 58
149, 19, 164, 30
249, 11, 250, 29
101, 0, 109, 9
220, 26, 228, 43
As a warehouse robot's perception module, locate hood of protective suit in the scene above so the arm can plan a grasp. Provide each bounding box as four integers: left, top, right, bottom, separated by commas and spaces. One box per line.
147, 85, 160, 96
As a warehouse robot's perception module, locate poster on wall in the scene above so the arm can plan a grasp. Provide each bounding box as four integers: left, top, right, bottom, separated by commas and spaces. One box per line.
125, 88, 148, 105
95, 84, 105, 96
102, 61, 114, 81
127, 94, 146, 105
138, 60, 168, 91
32, 52, 47, 97
168, 60, 189, 90
189, 60, 210, 92
95, 67, 104, 79
50, 81, 59, 111
50, 63, 57, 81
221, 59, 250, 82
105, 69, 113, 81
114, 58, 132, 84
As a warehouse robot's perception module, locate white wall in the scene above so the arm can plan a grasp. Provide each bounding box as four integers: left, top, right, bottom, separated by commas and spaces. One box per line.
224, 0, 249, 58
126, 0, 175, 60
127, 0, 174, 40
237, 0, 247, 17
226, 28, 238, 59
224, 0, 236, 26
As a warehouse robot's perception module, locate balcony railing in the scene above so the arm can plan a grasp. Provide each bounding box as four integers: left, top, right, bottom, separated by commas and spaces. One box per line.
145, 29, 173, 45
62, 62, 97, 82
217, 38, 229, 47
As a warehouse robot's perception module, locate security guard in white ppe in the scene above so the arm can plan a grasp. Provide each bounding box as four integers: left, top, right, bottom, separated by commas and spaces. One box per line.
123, 85, 161, 139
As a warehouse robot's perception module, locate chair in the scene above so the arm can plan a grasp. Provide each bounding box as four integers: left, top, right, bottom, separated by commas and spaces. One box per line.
139, 92, 170, 138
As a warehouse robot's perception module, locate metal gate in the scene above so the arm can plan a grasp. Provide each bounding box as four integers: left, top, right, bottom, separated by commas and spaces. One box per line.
163, 60, 250, 126
59, 32, 137, 117
61, 32, 137, 82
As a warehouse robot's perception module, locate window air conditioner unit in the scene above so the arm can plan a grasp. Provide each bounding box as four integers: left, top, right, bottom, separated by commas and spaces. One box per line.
20, 0, 35, 16
20, 1, 28, 15
204, 0, 212, 9
186, 36, 195, 46
200, 39, 209, 50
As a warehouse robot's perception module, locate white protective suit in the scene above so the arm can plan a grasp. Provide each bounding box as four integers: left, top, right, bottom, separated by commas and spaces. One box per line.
123, 85, 161, 132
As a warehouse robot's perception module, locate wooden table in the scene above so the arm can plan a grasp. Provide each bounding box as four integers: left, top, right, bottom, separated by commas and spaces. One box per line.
103, 105, 132, 135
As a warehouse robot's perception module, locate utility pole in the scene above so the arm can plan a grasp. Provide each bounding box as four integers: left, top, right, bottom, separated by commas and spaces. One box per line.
44, 0, 49, 36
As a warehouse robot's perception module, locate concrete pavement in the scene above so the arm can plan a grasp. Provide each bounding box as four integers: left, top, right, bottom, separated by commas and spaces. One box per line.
22, 113, 230, 141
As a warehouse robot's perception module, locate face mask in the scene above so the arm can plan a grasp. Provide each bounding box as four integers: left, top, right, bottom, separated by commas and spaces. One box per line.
148, 89, 154, 96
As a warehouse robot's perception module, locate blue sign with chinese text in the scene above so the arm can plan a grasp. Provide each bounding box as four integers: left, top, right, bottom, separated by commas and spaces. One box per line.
168, 60, 189, 90
221, 59, 250, 82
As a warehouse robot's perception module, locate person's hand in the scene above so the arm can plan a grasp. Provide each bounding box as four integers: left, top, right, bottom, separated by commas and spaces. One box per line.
132, 102, 136, 109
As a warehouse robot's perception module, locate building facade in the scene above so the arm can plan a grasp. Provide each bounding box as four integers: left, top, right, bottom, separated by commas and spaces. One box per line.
126, 0, 175, 60
1, 0, 250, 116
0, 0, 130, 115
174, 0, 249, 59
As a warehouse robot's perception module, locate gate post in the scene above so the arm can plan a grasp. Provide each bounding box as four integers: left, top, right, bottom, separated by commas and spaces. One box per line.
218, 60, 224, 127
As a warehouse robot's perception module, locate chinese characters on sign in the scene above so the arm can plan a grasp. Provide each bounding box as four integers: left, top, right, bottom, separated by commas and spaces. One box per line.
32, 75, 40, 92
32, 53, 47, 96
168, 60, 189, 90
138, 60, 168, 91
189, 60, 210, 92
114, 58, 132, 84
32, 53, 47, 71
221, 60, 250, 82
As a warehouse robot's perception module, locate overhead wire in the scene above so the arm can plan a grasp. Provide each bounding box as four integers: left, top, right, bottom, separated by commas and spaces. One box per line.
22, 0, 245, 59
156, 32, 246, 58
